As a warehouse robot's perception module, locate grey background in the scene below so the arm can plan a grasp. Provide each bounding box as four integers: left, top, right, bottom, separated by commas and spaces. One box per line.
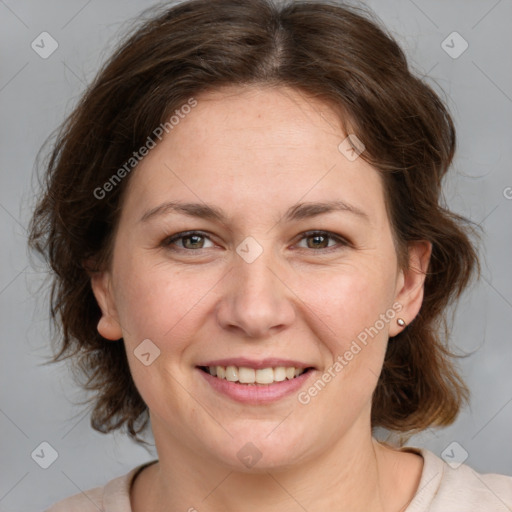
0, 0, 511, 510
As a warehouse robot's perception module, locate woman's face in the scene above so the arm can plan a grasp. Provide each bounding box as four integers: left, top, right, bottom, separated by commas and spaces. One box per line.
92, 85, 428, 470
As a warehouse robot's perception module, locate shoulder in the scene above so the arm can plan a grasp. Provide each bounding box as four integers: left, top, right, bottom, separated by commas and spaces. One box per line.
404, 447, 512, 512
433, 458, 512, 510
44, 461, 158, 512
44, 484, 105, 512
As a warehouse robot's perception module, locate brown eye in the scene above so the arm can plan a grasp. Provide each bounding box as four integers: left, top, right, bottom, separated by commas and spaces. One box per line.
306, 233, 330, 249
296, 231, 348, 251
182, 234, 204, 249
163, 231, 214, 250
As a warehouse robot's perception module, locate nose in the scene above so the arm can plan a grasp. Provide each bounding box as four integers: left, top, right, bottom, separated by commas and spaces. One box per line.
215, 249, 296, 339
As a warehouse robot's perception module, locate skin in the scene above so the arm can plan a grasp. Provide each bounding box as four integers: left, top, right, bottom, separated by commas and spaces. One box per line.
91, 85, 431, 511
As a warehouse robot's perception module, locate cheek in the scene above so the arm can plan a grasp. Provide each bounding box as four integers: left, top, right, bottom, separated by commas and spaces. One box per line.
299, 262, 397, 348
112, 256, 174, 340
296, 268, 395, 421
112, 253, 221, 348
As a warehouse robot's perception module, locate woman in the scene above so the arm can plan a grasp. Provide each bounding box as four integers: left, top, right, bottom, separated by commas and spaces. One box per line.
29, 0, 512, 510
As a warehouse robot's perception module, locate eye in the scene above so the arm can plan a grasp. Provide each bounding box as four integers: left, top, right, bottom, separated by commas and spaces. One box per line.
161, 230, 349, 253
295, 231, 348, 251
162, 231, 215, 250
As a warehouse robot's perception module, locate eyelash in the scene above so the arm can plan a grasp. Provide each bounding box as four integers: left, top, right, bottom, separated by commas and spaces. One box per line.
161, 230, 350, 253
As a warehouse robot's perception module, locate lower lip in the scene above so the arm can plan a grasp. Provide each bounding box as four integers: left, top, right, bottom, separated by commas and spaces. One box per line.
197, 368, 314, 404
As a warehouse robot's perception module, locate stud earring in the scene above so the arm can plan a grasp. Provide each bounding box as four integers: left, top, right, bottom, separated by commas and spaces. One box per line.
397, 318, 406, 327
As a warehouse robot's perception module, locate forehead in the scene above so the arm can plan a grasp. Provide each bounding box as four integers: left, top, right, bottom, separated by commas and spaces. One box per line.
120, 86, 387, 228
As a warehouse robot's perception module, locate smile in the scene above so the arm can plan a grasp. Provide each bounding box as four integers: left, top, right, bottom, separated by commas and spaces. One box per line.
198, 365, 312, 385
196, 365, 315, 404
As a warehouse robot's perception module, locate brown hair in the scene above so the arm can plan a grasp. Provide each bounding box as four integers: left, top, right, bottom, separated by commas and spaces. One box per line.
28, 0, 479, 444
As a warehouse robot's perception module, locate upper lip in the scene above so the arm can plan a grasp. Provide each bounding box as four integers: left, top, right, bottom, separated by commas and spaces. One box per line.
196, 358, 315, 370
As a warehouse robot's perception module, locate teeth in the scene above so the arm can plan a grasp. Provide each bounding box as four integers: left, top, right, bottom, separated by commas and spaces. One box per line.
274, 367, 287, 382
206, 365, 308, 384
255, 368, 274, 384
225, 365, 238, 382
238, 367, 255, 383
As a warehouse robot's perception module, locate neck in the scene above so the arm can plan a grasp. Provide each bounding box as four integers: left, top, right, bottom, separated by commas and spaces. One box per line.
141, 422, 405, 512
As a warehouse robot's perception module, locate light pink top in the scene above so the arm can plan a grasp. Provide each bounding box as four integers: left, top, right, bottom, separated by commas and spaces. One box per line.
45, 447, 512, 511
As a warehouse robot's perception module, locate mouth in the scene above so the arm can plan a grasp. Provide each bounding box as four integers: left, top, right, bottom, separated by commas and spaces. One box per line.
197, 364, 315, 404
195, 358, 317, 403
197, 365, 315, 385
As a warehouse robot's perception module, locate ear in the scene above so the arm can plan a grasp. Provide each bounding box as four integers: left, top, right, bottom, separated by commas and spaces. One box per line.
389, 240, 432, 337
89, 270, 123, 341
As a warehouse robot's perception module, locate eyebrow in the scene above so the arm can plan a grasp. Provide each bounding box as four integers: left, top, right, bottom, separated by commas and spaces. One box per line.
139, 200, 370, 224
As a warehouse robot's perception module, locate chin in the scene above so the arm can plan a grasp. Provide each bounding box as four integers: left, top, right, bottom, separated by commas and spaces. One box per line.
207, 428, 313, 472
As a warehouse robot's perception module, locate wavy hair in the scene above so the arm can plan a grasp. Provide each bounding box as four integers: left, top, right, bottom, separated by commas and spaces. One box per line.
28, 0, 479, 444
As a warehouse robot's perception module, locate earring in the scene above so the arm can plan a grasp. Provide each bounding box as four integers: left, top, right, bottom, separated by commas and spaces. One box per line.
397, 318, 406, 327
